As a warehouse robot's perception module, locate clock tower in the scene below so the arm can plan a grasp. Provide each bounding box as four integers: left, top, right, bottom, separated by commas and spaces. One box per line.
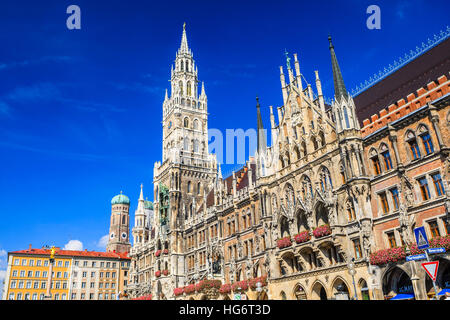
107, 191, 131, 254
152, 23, 218, 298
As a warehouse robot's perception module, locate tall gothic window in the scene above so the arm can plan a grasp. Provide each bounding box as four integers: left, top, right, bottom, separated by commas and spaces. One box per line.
187, 81, 192, 96
420, 132, 434, 155
406, 131, 421, 160
193, 139, 199, 153
179, 81, 184, 95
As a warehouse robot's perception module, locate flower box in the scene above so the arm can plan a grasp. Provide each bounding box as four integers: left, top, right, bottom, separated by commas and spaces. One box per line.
184, 284, 196, 294
248, 275, 268, 290
155, 250, 162, 257
369, 246, 407, 266
162, 269, 169, 276
369, 235, 450, 266
277, 237, 292, 249
196, 279, 222, 293
163, 249, 169, 255
313, 225, 332, 238
174, 287, 184, 296
231, 280, 248, 292
294, 231, 311, 244
132, 294, 152, 300
155, 270, 161, 277
219, 283, 231, 294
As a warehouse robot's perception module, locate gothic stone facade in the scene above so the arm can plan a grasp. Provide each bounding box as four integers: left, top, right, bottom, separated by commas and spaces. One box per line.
125, 26, 450, 300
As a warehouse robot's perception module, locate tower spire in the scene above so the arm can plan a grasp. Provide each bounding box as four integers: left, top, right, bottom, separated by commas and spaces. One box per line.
329, 35, 349, 101
256, 96, 267, 153
179, 22, 189, 54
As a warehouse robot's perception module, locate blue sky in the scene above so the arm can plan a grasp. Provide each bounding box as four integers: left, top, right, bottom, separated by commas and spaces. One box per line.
0, 0, 449, 290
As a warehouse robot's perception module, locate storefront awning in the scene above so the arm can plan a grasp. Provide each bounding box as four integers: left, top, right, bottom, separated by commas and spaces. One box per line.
390, 293, 415, 300
438, 289, 450, 296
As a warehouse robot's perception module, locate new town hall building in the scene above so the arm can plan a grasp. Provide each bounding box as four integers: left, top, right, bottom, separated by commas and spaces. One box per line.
123, 26, 450, 300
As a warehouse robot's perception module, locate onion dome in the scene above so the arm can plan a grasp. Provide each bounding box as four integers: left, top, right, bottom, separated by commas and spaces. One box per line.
111, 191, 130, 205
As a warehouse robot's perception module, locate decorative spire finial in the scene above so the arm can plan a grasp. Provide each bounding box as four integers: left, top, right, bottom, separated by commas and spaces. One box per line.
284, 49, 291, 70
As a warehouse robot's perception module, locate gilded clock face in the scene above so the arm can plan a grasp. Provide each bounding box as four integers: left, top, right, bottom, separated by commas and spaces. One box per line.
121, 232, 127, 239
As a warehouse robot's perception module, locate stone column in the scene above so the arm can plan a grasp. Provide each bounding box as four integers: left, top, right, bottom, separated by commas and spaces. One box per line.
429, 104, 445, 149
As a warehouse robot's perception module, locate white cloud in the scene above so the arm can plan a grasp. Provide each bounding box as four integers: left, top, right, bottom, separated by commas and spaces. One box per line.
97, 235, 109, 249
0, 249, 6, 257
63, 240, 83, 251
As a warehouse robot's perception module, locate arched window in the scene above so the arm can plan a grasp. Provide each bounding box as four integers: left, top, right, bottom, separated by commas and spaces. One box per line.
180, 61, 184, 71
319, 131, 325, 147
312, 136, 318, 150
301, 176, 313, 200
301, 141, 307, 157
346, 199, 356, 222
193, 139, 199, 153
320, 167, 333, 192
184, 117, 189, 128
379, 143, 393, 170
405, 130, 421, 160
187, 81, 192, 96
343, 106, 350, 129
187, 181, 191, 193
193, 119, 199, 130
369, 148, 382, 175
418, 125, 434, 155
179, 81, 183, 95
197, 182, 201, 195
183, 137, 189, 151
122, 215, 126, 225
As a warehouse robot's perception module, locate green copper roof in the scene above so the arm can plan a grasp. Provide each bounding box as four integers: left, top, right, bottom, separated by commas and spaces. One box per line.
329, 35, 349, 101
111, 191, 130, 205
144, 200, 153, 210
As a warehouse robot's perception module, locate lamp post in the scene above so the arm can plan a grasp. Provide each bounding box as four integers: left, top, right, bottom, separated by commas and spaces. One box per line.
347, 258, 358, 300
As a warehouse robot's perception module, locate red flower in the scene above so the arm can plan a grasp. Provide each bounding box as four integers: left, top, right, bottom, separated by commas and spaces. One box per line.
231, 280, 248, 292
294, 231, 311, 244
162, 269, 169, 276
248, 275, 268, 289
195, 280, 222, 293
277, 237, 292, 249
184, 284, 196, 294
155, 270, 161, 277
174, 287, 184, 296
155, 250, 161, 257
312, 225, 332, 238
219, 284, 231, 294
163, 249, 169, 255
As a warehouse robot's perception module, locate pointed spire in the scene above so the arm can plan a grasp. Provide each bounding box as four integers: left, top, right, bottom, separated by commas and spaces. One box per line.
201, 81, 206, 96
328, 35, 349, 101
256, 96, 267, 153
218, 163, 222, 180
139, 183, 144, 201
164, 89, 168, 101
179, 22, 189, 54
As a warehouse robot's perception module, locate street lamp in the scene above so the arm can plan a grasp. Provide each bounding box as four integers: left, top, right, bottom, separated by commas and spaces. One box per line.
347, 258, 358, 300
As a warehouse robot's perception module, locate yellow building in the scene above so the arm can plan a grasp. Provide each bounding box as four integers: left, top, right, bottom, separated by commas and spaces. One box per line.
2, 245, 131, 300
3, 246, 72, 300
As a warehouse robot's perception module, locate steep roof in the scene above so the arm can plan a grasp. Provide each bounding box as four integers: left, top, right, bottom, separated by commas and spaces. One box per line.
354, 37, 450, 125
